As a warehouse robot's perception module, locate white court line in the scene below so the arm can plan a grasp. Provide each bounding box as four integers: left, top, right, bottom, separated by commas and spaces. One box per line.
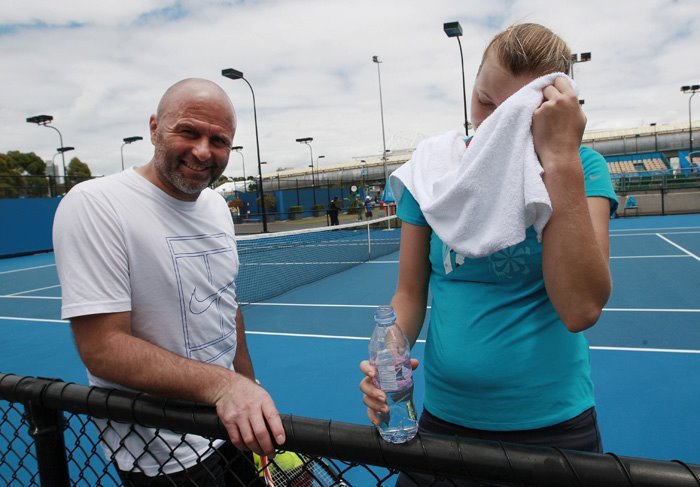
246, 331, 700, 354
610, 226, 700, 233
0, 316, 67, 324
655, 233, 700, 262
243, 302, 700, 313
0, 295, 61, 300
590, 346, 700, 354
604, 307, 699, 312
610, 255, 689, 259
2, 317, 698, 354
0, 264, 56, 275
8, 284, 61, 296
610, 230, 700, 237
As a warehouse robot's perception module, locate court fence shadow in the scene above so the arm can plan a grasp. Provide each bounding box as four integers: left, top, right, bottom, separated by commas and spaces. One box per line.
1, 373, 699, 486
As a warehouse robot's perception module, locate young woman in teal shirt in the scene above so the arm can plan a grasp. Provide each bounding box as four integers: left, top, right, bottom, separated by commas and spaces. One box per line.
360, 23, 618, 487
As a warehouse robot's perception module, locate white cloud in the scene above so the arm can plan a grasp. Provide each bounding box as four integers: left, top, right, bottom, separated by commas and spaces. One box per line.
1, 0, 699, 178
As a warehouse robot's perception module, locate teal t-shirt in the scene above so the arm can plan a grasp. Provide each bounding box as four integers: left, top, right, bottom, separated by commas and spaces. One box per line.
397, 146, 618, 430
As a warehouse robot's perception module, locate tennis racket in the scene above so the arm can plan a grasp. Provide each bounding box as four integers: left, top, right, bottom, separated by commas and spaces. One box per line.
255, 451, 349, 486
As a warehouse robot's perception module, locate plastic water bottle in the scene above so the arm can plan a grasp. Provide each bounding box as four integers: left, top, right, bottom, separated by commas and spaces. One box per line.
368, 306, 418, 443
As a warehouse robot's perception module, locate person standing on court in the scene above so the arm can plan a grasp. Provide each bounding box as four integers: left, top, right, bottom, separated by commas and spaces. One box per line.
328, 196, 341, 225
53, 78, 284, 484
359, 23, 618, 486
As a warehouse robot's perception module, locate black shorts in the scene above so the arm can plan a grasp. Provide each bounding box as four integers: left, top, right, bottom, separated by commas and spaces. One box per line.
396, 407, 602, 487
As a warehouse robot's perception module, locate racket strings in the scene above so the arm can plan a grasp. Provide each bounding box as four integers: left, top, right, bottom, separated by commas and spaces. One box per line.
265, 451, 347, 486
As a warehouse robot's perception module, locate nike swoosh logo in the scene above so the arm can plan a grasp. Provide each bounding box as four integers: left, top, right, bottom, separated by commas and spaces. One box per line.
188, 279, 235, 315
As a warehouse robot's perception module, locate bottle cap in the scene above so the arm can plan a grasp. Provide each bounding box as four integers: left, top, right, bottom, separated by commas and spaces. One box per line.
374, 306, 396, 325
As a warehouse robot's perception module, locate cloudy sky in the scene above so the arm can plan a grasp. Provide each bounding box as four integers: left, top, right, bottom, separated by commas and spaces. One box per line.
1, 0, 699, 179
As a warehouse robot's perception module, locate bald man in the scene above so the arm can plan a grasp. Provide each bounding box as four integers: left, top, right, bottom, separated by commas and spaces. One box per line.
54, 78, 284, 485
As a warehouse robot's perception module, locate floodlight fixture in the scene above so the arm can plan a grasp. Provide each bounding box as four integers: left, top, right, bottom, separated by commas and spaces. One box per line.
26, 113, 70, 187
443, 21, 463, 37
120, 136, 143, 170
26, 115, 54, 125
296, 137, 316, 206
570, 52, 592, 80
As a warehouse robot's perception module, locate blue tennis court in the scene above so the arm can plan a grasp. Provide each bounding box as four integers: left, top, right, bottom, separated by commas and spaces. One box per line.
1, 214, 699, 469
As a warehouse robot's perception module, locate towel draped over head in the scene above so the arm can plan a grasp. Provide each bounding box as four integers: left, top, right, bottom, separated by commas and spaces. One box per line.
389, 72, 577, 258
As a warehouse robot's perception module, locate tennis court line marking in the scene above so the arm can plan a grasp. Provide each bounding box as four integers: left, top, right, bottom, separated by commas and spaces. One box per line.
0, 295, 61, 300
0, 316, 67, 324
0, 264, 56, 275
246, 331, 700, 354
604, 308, 700, 312
7, 285, 61, 296
610, 255, 690, 259
610, 226, 700, 233
241, 303, 700, 313
611, 231, 700, 238
2, 317, 698, 354
589, 346, 700, 354
655, 233, 700, 262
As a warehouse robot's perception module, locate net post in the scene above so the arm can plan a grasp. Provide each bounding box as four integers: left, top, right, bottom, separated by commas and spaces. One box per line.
367, 220, 372, 259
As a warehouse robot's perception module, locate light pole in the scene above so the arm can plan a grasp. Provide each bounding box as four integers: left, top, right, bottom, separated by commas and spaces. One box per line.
231, 146, 246, 192
372, 56, 389, 186
296, 137, 315, 206
681, 85, 699, 156
51, 146, 74, 195
120, 136, 143, 171
222, 68, 268, 232
26, 114, 69, 187
650, 123, 658, 152
570, 52, 591, 80
316, 155, 325, 185
443, 21, 469, 136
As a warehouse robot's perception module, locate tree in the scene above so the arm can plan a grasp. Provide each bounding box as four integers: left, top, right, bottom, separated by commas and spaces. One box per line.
0, 153, 24, 198
4, 151, 47, 197
213, 175, 230, 188
256, 192, 276, 211
66, 157, 92, 190
5, 151, 45, 176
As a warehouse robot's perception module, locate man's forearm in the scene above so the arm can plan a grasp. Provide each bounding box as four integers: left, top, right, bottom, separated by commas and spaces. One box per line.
233, 307, 255, 381
72, 315, 241, 406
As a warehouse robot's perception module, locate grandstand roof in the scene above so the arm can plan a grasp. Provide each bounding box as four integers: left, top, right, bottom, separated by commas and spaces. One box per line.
582, 121, 697, 142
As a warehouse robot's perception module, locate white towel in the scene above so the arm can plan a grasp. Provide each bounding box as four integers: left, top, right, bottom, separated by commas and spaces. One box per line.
390, 72, 576, 258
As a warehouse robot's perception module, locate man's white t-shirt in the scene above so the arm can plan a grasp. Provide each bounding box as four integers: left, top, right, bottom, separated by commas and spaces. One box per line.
53, 168, 240, 475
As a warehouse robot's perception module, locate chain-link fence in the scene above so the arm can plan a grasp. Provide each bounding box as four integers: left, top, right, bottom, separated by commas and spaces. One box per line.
1, 374, 699, 486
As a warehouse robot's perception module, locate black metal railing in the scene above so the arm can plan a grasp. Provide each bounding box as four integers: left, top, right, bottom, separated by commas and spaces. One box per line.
1, 373, 699, 486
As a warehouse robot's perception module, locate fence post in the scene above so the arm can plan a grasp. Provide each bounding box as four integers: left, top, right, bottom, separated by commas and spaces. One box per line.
25, 399, 70, 486
660, 182, 666, 215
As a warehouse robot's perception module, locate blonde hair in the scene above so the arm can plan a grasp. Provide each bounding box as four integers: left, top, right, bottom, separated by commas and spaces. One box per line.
483, 23, 571, 77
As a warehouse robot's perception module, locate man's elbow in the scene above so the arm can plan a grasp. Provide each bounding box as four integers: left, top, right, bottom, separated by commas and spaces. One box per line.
76, 344, 109, 377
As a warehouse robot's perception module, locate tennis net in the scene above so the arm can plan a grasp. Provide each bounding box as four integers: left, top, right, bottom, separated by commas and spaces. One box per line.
235, 215, 400, 304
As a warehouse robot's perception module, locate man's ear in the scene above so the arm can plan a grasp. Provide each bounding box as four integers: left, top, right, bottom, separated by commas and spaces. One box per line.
149, 114, 158, 145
